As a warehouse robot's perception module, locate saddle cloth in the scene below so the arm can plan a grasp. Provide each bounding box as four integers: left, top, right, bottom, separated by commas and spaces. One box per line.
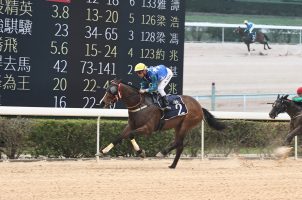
250, 32, 256, 42
161, 95, 188, 120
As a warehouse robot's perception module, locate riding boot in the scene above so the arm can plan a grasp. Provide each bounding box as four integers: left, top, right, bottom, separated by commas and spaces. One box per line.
162, 95, 171, 110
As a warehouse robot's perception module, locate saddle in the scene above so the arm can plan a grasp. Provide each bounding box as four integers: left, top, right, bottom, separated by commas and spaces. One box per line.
149, 93, 188, 120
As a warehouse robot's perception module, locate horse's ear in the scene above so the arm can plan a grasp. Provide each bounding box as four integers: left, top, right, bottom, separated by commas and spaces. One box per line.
284, 94, 289, 99
111, 78, 121, 84
277, 94, 280, 99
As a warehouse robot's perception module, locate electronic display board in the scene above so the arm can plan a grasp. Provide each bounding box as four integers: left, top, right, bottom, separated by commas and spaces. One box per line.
0, 0, 185, 108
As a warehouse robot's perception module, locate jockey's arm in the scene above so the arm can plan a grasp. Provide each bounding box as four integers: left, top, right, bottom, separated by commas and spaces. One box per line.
145, 75, 158, 93
140, 81, 149, 89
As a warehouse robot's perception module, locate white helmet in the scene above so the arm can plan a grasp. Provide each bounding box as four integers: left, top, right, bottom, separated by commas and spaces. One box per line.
244, 20, 248, 24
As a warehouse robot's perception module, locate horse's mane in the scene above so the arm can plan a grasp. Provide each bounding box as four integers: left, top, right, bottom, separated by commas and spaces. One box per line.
120, 81, 140, 91
111, 78, 140, 91
279, 94, 302, 110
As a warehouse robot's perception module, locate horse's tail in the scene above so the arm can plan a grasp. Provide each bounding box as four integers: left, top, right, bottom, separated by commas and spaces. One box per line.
202, 108, 226, 130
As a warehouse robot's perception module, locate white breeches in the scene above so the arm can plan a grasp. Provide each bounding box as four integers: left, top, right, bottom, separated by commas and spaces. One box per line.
158, 68, 173, 96
249, 25, 254, 33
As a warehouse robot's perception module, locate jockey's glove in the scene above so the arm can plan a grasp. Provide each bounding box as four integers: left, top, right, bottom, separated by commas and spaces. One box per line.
139, 89, 147, 94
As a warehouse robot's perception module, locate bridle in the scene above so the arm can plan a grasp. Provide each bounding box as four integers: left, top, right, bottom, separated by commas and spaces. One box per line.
272, 99, 287, 115
106, 82, 145, 111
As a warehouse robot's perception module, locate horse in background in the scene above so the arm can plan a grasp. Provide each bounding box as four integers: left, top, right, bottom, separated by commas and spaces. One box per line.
234, 27, 271, 53
99, 79, 226, 169
269, 94, 302, 146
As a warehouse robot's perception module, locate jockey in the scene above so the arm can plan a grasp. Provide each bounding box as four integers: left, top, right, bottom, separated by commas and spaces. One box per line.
134, 63, 173, 110
243, 20, 255, 40
292, 87, 302, 105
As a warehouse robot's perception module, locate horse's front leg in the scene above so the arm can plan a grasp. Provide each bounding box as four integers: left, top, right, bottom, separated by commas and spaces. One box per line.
128, 125, 154, 158
264, 43, 267, 50
101, 125, 132, 155
283, 127, 302, 146
246, 43, 250, 54
267, 42, 272, 49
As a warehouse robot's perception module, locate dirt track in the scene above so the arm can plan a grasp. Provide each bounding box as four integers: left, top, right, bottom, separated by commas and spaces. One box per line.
183, 43, 302, 95
1, 158, 302, 200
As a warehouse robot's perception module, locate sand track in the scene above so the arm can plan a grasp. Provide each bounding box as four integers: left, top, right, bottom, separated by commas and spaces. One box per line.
184, 43, 302, 95
1, 158, 302, 200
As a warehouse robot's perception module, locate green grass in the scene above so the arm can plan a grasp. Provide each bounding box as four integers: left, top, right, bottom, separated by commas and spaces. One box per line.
186, 12, 302, 26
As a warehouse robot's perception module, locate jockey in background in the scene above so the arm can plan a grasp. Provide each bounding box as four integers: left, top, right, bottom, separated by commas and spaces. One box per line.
243, 20, 256, 41
134, 63, 173, 110
292, 87, 302, 106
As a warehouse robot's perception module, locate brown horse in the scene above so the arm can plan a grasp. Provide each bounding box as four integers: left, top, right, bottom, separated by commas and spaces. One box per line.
234, 26, 271, 52
269, 94, 302, 146
99, 79, 226, 169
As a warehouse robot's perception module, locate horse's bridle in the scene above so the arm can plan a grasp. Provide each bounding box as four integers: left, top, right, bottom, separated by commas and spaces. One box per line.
107, 82, 145, 110
273, 99, 287, 115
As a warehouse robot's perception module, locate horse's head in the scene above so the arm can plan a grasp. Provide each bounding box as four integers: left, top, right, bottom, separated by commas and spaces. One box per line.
233, 26, 244, 35
99, 79, 121, 108
269, 94, 289, 119
99, 79, 141, 109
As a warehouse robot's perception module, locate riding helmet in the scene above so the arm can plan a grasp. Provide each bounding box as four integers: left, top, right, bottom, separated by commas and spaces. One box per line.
244, 20, 248, 24
297, 87, 302, 94
134, 63, 147, 72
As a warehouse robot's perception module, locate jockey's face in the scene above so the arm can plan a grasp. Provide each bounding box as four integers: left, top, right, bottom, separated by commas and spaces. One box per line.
136, 70, 145, 78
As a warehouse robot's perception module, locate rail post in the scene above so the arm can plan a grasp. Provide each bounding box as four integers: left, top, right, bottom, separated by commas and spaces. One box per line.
211, 82, 216, 111
96, 116, 101, 162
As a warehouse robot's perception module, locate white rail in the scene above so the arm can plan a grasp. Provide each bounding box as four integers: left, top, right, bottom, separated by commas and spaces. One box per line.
185, 22, 302, 30
0, 106, 128, 117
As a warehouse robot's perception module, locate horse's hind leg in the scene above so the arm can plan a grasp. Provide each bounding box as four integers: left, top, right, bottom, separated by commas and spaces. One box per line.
169, 138, 184, 169
156, 142, 178, 157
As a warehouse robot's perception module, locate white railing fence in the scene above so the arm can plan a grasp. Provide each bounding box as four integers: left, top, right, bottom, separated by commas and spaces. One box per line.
0, 106, 295, 160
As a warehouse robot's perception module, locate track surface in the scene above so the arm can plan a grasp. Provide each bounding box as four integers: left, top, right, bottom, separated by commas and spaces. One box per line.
1, 158, 302, 200
184, 43, 301, 95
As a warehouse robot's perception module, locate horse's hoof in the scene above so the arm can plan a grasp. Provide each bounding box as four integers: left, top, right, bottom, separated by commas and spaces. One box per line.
168, 165, 176, 169
274, 146, 293, 159
99, 152, 105, 158
156, 152, 165, 158
138, 149, 146, 158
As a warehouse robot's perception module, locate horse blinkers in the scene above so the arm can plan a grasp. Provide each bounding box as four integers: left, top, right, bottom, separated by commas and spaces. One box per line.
100, 84, 120, 108
269, 97, 287, 119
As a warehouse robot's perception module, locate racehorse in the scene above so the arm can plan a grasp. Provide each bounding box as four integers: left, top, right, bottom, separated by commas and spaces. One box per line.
234, 26, 271, 53
269, 94, 302, 146
99, 79, 226, 169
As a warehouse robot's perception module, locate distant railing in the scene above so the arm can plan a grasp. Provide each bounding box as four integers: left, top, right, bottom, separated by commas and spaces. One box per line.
193, 93, 295, 112
185, 22, 302, 44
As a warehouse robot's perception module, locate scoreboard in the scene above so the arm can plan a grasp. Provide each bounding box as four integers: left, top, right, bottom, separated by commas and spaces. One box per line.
0, 0, 185, 108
